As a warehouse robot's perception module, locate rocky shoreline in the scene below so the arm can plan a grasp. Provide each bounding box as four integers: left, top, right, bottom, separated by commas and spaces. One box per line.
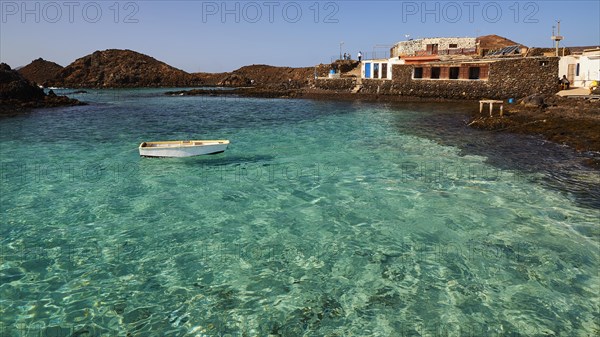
0, 65, 86, 116
165, 86, 464, 103
0, 95, 86, 115
5, 48, 600, 167
468, 95, 600, 167
164, 86, 600, 165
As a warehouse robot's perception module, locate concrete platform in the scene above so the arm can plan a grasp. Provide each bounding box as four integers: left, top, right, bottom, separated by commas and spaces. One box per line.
556, 87, 591, 97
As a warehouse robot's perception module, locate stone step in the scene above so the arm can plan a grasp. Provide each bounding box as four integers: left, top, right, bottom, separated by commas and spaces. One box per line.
351, 84, 363, 94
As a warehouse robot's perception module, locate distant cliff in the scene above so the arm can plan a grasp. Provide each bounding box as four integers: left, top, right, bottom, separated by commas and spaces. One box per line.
49, 49, 201, 88
18, 58, 64, 86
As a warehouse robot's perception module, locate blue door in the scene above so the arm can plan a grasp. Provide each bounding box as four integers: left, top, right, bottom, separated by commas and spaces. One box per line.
365, 63, 371, 78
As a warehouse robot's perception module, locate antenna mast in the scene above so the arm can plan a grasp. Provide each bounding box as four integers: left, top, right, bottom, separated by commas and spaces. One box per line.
551, 20, 563, 57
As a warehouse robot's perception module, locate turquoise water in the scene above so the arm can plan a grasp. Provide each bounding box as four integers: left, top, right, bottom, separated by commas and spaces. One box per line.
1, 89, 598, 336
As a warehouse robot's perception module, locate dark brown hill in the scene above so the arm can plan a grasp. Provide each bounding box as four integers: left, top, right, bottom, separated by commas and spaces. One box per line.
50, 49, 200, 88
18, 58, 64, 86
231, 64, 315, 84
192, 72, 228, 86
477, 35, 522, 54
39, 48, 337, 88
193, 63, 333, 87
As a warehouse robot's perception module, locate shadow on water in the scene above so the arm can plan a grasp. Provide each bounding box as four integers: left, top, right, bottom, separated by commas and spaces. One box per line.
188, 154, 277, 166
141, 154, 277, 166
388, 102, 600, 210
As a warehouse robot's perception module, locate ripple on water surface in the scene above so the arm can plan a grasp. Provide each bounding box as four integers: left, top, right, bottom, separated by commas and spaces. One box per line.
0, 90, 598, 336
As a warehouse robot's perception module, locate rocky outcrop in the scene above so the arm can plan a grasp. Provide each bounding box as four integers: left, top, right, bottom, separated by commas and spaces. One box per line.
331, 60, 360, 74
527, 48, 570, 57
520, 94, 545, 108
38, 49, 333, 88
49, 49, 200, 88
194, 64, 332, 87
218, 73, 252, 87
0, 63, 45, 100
17, 58, 64, 86
477, 34, 522, 55
192, 72, 228, 86
0, 63, 84, 113
228, 64, 315, 87
469, 95, 600, 154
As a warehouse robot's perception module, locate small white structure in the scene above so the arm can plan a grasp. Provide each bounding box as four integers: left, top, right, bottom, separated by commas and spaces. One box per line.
559, 48, 600, 88
361, 58, 404, 80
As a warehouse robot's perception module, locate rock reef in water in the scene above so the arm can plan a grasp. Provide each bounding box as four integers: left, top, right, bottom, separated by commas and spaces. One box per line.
0, 63, 85, 114
468, 94, 600, 155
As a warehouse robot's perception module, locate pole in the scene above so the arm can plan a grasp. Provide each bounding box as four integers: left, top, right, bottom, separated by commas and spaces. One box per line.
555, 20, 561, 57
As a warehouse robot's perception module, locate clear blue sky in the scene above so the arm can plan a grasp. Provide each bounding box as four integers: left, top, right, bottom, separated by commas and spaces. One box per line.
1, 0, 599, 73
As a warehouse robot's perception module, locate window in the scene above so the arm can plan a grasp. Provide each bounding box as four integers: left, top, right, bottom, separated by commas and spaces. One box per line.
414, 67, 423, 79
374, 63, 380, 78
468, 67, 480, 80
449, 43, 458, 48
576, 63, 580, 76
426, 44, 439, 54
430, 67, 441, 79
449, 67, 460, 79
382, 63, 388, 79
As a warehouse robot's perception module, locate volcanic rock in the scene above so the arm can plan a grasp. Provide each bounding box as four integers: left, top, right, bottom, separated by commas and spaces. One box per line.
18, 58, 64, 86
194, 64, 332, 87
477, 35, 521, 51
520, 94, 545, 108
0, 63, 84, 113
50, 49, 200, 88
0, 63, 45, 100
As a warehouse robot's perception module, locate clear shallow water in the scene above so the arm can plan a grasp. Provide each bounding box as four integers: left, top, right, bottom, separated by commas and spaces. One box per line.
1, 89, 598, 336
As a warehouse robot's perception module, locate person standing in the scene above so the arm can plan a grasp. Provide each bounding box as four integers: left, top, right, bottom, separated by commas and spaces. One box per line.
357, 51, 362, 62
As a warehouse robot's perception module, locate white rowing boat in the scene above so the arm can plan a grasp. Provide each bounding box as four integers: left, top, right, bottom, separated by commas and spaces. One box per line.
139, 140, 229, 158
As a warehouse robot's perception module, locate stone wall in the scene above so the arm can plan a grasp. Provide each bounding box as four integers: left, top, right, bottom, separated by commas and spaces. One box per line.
487, 57, 559, 98
361, 75, 482, 98
360, 57, 559, 99
314, 78, 357, 91
312, 57, 558, 99
391, 37, 476, 57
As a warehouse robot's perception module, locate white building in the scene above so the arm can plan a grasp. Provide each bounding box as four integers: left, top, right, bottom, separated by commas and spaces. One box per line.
390, 37, 477, 57
360, 37, 479, 80
559, 48, 600, 88
361, 58, 404, 80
